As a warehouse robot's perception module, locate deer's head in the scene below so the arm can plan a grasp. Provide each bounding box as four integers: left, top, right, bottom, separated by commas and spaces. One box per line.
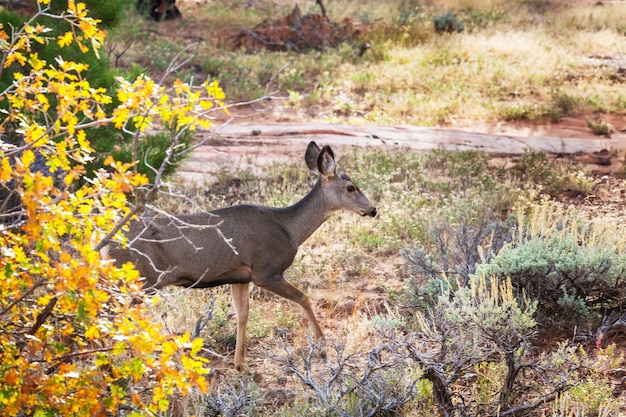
305, 141, 377, 218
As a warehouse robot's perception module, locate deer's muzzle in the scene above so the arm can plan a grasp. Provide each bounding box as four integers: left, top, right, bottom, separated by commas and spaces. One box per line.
363, 207, 377, 217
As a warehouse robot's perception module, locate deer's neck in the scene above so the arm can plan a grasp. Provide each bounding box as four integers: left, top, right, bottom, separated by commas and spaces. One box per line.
279, 179, 333, 246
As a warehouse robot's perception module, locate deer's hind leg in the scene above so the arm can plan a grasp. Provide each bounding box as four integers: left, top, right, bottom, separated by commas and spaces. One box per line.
231, 282, 250, 371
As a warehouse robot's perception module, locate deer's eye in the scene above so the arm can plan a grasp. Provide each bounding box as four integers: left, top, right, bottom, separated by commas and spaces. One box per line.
347, 185, 356, 193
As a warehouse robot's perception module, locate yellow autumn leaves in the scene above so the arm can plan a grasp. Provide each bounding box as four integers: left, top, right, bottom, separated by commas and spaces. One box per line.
0, 1, 224, 415
114, 76, 227, 132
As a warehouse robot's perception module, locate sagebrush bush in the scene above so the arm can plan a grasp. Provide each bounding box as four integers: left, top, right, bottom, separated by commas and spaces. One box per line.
201, 375, 260, 417
403, 189, 518, 309
476, 222, 626, 325
269, 339, 419, 417
401, 149, 598, 325
402, 275, 604, 417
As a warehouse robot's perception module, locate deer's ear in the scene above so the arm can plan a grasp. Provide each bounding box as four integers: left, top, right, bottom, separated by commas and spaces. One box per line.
305, 141, 322, 172
317, 145, 336, 178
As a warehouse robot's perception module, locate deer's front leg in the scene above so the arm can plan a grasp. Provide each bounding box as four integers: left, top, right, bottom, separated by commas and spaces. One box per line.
231, 282, 250, 371
257, 276, 325, 340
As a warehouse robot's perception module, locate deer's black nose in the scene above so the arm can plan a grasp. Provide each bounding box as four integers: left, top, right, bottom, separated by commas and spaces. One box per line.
369, 208, 378, 218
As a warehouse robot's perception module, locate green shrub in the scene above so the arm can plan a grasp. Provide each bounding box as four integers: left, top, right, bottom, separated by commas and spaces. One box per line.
501, 103, 543, 122
587, 118, 611, 136
551, 90, 580, 119
476, 232, 626, 325
432, 10, 464, 33
0, 1, 128, 99
88, 129, 194, 183
405, 275, 544, 416
476, 205, 626, 326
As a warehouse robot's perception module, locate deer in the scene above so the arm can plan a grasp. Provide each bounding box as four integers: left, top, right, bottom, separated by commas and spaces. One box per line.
105, 141, 377, 370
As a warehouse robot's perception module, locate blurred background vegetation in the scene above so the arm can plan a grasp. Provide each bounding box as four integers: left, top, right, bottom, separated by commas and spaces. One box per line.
107, 0, 626, 129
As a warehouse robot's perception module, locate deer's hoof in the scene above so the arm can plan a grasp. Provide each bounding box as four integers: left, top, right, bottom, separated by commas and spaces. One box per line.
319, 347, 327, 360
315, 338, 328, 360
